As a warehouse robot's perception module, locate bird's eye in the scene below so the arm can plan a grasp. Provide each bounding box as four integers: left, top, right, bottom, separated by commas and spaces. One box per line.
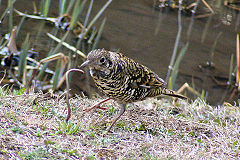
100, 57, 105, 63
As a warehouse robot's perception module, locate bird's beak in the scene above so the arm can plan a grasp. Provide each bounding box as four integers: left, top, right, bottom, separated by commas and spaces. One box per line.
80, 60, 92, 68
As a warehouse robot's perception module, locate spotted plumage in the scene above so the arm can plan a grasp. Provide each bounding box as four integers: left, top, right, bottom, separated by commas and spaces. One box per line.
80, 48, 187, 132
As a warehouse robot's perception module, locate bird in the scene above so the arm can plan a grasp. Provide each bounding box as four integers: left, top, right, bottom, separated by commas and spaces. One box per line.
80, 48, 187, 132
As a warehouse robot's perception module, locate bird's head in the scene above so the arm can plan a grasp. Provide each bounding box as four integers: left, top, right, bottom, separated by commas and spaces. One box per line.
80, 49, 113, 70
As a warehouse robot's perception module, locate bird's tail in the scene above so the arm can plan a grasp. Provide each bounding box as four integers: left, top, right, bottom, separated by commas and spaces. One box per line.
162, 87, 188, 100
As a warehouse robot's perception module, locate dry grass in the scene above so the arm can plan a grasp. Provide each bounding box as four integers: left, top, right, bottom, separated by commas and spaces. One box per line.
0, 87, 239, 159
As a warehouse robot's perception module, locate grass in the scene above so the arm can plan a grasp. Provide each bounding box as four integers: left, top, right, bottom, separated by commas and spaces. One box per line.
0, 86, 239, 159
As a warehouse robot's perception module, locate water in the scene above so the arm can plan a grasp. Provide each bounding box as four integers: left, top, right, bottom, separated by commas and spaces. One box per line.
0, 0, 239, 105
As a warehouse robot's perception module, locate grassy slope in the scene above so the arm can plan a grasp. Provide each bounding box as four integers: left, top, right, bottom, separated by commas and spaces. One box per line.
0, 87, 239, 159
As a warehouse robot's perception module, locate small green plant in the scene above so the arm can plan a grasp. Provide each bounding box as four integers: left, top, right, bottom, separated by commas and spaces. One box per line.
44, 139, 55, 146
35, 128, 49, 137
88, 154, 96, 160
56, 121, 82, 135
167, 129, 175, 136
6, 111, 18, 123
34, 101, 51, 117
141, 145, 157, 160
14, 88, 25, 95
0, 85, 10, 97
86, 131, 96, 138
232, 141, 239, 150
107, 106, 116, 116
197, 138, 202, 143
135, 123, 147, 132
18, 147, 48, 159
11, 126, 23, 134
21, 119, 28, 126
61, 149, 79, 157
188, 131, 197, 137
116, 120, 125, 129
0, 127, 7, 135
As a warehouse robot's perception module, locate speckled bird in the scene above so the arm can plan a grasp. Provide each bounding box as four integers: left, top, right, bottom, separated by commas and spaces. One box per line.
80, 49, 187, 132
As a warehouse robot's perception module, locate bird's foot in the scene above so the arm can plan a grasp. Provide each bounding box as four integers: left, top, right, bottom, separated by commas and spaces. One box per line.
97, 106, 109, 110
84, 98, 111, 112
85, 105, 108, 112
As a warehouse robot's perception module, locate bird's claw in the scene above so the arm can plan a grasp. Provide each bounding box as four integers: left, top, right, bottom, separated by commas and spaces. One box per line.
84, 98, 111, 112
85, 105, 108, 112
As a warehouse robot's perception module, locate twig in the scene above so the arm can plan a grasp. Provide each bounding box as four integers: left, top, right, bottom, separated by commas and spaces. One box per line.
177, 82, 201, 96
47, 33, 87, 58
14, 9, 57, 22
201, 0, 214, 13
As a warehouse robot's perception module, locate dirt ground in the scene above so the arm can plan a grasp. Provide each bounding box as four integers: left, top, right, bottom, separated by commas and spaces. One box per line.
0, 90, 239, 159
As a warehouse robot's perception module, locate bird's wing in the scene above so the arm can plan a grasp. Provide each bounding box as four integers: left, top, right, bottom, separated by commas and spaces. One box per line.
126, 62, 166, 89
117, 53, 166, 89
139, 67, 166, 89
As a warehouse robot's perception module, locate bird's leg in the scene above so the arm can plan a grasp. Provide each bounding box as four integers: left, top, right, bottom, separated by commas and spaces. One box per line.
85, 98, 111, 112
107, 104, 126, 132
